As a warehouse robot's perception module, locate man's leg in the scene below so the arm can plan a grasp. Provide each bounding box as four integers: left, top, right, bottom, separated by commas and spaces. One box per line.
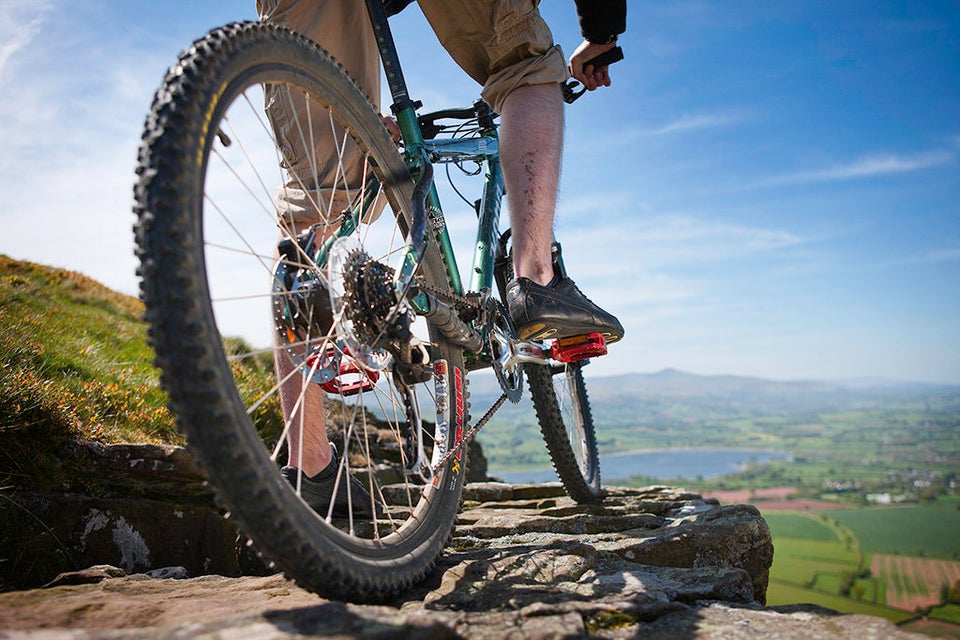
499, 85, 625, 344
417, 0, 623, 344
498, 83, 564, 287
259, 0, 379, 475
274, 300, 332, 477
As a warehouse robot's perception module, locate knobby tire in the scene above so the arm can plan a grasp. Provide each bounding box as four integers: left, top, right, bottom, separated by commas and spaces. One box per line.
133, 22, 469, 601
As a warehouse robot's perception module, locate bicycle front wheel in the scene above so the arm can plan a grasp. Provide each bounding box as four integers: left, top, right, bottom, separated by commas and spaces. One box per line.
526, 361, 602, 502
134, 22, 469, 600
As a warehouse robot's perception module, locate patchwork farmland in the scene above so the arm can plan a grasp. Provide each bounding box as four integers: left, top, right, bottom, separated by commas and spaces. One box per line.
872, 554, 960, 611
763, 505, 960, 636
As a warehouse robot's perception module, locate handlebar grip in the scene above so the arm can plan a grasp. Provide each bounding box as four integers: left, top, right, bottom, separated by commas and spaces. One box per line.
582, 46, 624, 71
562, 46, 625, 104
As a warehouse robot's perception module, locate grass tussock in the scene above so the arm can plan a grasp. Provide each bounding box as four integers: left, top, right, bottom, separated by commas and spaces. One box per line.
0, 256, 187, 490
0, 255, 389, 493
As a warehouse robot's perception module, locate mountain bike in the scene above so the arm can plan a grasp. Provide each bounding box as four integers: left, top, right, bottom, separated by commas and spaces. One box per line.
134, 1, 620, 601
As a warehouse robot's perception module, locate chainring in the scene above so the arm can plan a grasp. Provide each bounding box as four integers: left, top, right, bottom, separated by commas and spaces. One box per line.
484, 296, 523, 403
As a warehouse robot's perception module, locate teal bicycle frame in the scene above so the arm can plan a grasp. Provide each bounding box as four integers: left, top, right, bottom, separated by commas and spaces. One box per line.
365, 0, 506, 318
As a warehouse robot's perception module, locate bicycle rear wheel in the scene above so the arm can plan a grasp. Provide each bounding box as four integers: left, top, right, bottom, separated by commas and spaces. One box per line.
526, 361, 602, 502
134, 22, 469, 600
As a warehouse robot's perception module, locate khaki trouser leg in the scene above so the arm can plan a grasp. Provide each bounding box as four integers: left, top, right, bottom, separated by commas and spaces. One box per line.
416, 0, 568, 113
257, 0, 568, 225
257, 0, 382, 227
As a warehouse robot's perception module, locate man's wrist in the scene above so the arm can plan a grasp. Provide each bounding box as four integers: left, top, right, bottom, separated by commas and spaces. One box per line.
586, 34, 618, 45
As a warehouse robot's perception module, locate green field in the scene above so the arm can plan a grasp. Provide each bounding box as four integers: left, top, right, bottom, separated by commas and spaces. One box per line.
767, 580, 916, 624
769, 532, 860, 592
765, 506, 960, 638
764, 512, 840, 542
930, 604, 960, 625
823, 506, 960, 559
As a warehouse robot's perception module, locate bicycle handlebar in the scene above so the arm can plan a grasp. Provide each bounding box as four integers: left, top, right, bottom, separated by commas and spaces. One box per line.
562, 46, 624, 104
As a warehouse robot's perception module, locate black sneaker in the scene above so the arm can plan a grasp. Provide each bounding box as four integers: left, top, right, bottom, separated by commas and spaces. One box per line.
506, 276, 624, 344
281, 459, 383, 518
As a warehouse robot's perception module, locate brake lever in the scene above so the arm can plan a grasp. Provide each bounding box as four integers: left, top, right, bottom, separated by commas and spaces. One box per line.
562, 46, 624, 104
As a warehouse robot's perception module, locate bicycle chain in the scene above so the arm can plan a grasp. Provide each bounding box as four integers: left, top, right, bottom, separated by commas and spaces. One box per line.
414, 278, 482, 310
431, 392, 507, 473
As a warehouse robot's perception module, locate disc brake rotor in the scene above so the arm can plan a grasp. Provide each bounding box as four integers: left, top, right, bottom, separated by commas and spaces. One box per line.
272, 256, 338, 384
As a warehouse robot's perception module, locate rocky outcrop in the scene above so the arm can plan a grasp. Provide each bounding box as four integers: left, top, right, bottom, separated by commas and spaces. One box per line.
0, 572, 921, 639
0, 482, 921, 638
0, 442, 226, 589
0, 444, 920, 638
0, 440, 488, 589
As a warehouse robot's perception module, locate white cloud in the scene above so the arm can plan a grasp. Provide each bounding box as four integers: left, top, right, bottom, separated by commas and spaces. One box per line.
0, 0, 53, 84
619, 110, 750, 139
647, 111, 748, 136
0, 3, 163, 296
756, 150, 955, 187
924, 247, 960, 262
550, 209, 813, 367
557, 210, 807, 277
881, 245, 960, 268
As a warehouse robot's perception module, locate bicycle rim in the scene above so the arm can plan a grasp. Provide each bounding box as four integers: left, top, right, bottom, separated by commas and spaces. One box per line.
134, 22, 469, 600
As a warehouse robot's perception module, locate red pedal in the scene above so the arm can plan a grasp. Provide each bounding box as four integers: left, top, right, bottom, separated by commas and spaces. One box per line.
551, 333, 607, 363
310, 349, 379, 396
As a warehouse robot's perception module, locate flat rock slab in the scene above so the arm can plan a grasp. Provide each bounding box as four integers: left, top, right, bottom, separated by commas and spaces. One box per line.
0, 574, 922, 639
0, 484, 919, 638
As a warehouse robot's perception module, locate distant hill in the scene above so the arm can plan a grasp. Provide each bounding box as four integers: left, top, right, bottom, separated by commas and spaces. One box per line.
470, 366, 960, 469
4, 254, 957, 477
469, 366, 960, 425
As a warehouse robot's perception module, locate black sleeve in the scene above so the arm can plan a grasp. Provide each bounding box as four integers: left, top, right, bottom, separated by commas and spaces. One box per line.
573, 0, 627, 43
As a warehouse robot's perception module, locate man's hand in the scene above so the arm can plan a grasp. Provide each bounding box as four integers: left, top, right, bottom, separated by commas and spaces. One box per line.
382, 115, 401, 144
569, 40, 618, 91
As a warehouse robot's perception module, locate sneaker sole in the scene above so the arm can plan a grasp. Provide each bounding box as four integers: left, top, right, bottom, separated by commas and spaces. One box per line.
518, 323, 623, 345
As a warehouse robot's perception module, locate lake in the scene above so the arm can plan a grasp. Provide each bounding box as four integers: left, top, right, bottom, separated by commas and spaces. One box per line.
491, 448, 790, 484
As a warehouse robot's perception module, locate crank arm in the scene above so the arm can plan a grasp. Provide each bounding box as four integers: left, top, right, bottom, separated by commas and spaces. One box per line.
512, 340, 549, 363
504, 339, 551, 369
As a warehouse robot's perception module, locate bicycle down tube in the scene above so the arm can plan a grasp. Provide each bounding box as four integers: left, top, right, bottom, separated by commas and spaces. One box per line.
364, 0, 505, 314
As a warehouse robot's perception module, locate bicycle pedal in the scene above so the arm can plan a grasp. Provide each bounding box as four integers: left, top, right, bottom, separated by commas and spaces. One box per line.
551, 333, 607, 363
315, 350, 379, 396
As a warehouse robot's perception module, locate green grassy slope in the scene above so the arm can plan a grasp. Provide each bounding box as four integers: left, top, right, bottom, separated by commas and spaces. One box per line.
0, 256, 180, 490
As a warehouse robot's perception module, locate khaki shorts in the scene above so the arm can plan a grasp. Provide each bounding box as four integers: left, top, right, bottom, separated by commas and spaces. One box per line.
257, 0, 567, 226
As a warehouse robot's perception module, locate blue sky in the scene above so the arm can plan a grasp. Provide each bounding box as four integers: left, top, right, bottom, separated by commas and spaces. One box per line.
1, 1, 958, 383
